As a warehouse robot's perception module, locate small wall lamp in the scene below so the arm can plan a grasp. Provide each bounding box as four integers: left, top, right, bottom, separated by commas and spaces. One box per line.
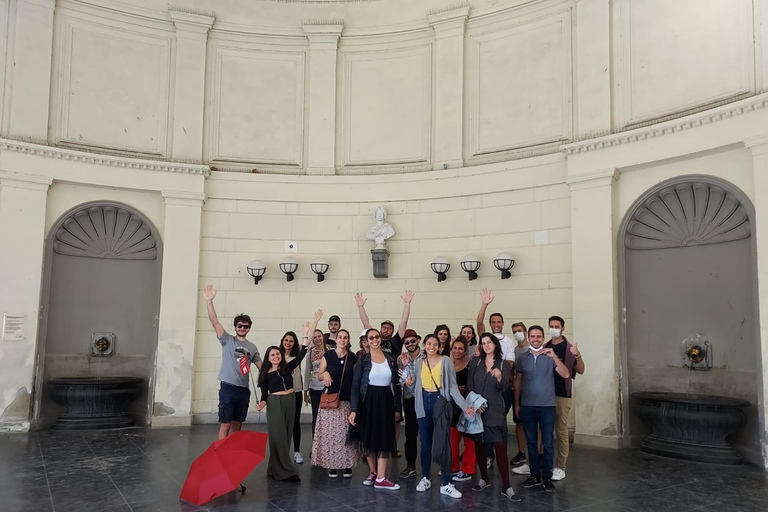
310, 259, 330, 282
247, 260, 266, 285
279, 257, 299, 282
460, 255, 481, 281
493, 253, 515, 279
430, 256, 450, 282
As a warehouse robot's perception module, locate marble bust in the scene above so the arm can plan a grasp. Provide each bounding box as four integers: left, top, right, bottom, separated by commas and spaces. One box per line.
365, 206, 395, 250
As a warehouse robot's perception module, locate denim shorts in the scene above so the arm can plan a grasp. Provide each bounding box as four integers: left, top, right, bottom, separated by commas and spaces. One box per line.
218, 382, 251, 423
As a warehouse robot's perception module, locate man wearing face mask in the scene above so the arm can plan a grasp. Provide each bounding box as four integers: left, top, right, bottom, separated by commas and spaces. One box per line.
397, 329, 421, 478
514, 325, 570, 493
476, 289, 516, 469
543, 315, 585, 482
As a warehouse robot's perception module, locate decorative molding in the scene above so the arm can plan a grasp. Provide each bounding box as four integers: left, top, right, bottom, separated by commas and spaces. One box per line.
625, 182, 750, 250
0, 170, 54, 191
566, 168, 618, 192
744, 134, 768, 156
0, 138, 209, 175
168, 8, 215, 37
162, 190, 206, 207
302, 21, 343, 48
167, 6, 215, 18
53, 205, 158, 259
561, 93, 768, 156
426, 2, 470, 17
302, 19, 345, 26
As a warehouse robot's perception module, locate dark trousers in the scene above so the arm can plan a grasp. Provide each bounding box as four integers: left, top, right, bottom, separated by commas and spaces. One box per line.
520, 405, 556, 481
403, 396, 418, 467
486, 389, 513, 460
292, 391, 302, 452
417, 391, 452, 486
309, 388, 323, 437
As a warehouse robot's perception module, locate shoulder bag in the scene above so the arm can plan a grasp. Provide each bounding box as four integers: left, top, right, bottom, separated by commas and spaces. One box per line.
320, 352, 348, 410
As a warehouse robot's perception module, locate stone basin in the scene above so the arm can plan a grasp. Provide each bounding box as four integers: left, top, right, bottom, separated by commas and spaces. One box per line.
49, 377, 143, 430
632, 391, 750, 465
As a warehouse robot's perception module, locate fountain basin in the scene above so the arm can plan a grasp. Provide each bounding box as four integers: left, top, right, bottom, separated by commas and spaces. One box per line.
631, 391, 749, 465
49, 377, 143, 430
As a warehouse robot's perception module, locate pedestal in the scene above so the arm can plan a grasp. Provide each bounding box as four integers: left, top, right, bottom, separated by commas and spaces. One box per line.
371, 249, 389, 279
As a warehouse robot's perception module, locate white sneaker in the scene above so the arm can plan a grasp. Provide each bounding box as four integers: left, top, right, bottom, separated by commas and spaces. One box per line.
512, 463, 530, 475
294, 452, 303, 464
552, 467, 565, 481
440, 483, 462, 499
416, 477, 431, 492
486, 457, 493, 469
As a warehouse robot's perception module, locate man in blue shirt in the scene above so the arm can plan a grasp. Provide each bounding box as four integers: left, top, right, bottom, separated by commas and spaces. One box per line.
513, 325, 570, 492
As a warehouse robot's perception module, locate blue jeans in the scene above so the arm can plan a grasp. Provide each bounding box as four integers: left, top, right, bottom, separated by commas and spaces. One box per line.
520, 405, 556, 481
417, 390, 451, 485
486, 389, 513, 460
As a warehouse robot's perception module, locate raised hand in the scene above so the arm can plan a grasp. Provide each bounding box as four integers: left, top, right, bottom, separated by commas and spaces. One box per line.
354, 293, 366, 307
401, 290, 415, 304
204, 285, 216, 302
314, 309, 323, 322
570, 342, 580, 357
542, 347, 557, 359
480, 288, 494, 305
302, 321, 312, 337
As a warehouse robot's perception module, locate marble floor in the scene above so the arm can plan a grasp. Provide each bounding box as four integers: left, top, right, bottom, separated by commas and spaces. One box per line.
1, 424, 766, 512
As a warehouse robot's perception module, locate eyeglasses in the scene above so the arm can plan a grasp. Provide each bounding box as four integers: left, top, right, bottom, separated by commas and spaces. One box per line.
404, 338, 418, 345
236, 324, 251, 329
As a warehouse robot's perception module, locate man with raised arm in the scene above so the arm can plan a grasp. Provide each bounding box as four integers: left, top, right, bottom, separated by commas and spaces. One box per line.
476, 288, 516, 469
204, 285, 262, 440
354, 290, 414, 356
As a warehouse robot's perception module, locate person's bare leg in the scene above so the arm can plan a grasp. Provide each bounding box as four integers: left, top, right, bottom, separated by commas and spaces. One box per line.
231, 421, 243, 434
367, 455, 377, 474
376, 457, 388, 480
516, 422, 526, 453
218, 423, 231, 440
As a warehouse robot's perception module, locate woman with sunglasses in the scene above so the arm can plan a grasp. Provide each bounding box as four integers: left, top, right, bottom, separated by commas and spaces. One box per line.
311, 329, 360, 478
256, 320, 312, 483
349, 328, 402, 490
467, 333, 520, 502
404, 334, 473, 499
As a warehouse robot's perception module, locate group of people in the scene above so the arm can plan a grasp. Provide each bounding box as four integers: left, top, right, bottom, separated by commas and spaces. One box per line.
204, 285, 586, 501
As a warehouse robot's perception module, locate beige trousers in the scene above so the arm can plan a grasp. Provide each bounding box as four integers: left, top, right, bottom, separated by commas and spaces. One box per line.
554, 396, 571, 469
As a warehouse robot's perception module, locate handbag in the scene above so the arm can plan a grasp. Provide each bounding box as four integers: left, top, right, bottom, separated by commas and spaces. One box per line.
425, 357, 462, 427
320, 351, 348, 410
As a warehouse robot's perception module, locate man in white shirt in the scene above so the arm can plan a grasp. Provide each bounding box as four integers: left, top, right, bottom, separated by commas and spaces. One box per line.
476, 288, 515, 468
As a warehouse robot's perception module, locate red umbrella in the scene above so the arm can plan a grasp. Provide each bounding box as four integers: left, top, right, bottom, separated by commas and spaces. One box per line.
180, 430, 268, 505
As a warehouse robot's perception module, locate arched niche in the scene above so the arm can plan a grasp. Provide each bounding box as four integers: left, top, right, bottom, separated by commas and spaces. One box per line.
33, 202, 163, 428
618, 176, 763, 465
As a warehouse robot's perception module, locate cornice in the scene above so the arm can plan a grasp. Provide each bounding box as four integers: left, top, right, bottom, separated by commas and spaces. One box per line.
561, 93, 768, 156
162, 190, 207, 207
302, 20, 344, 48
168, 8, 215, 36
565, 168, 618, 191
0, 170, 54, 191
0, 139, 210, 176
744, 134, 768, 156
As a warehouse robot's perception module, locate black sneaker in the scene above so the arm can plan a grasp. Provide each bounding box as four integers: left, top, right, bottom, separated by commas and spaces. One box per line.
543, 480, 555, 493
510, 452, 526, 466
521, 476, 542, 489
399, 465, 417, 479
328, 469, 338, 479
343, 468, 353, 478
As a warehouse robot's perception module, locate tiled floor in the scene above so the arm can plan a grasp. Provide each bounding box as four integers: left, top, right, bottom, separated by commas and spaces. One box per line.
1, 424, 766, 512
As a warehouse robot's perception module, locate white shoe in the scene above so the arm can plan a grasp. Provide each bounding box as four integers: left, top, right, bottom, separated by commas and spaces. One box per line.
486, 457, 493, 469
440, 483, 462, 499
294, 452, 304, 464
416, 477, 431, 492
552, 467, 565, 481
512, 463, 530, 475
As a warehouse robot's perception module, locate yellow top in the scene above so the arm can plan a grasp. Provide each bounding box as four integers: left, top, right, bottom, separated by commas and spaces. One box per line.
421, 359, 442, 390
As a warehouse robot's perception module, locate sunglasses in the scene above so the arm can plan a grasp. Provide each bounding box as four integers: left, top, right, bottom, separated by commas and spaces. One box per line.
404, 338, 418, 345
236, 324, 251, 329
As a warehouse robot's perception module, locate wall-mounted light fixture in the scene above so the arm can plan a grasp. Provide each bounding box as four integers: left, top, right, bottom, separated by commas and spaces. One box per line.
279, 257, 299, 282
430, 256, 450, 282
310, 259, 330, 282
493, 253, 515, 279
247, 260, 266, 285
460, 255, 481, 281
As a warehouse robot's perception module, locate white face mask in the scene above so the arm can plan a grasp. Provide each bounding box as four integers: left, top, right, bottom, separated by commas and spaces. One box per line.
549, 328, 561, 339
529, 344, 544, 353
513, 332, 526, 342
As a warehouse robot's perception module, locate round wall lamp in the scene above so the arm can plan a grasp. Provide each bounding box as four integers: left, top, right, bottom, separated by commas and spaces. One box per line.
460, 255, 481, 281
430, 256, 450, 282
310, 259, 330, 282
493, 253, 515, 279
279, 257, 299, 282
247, 260, 266, 285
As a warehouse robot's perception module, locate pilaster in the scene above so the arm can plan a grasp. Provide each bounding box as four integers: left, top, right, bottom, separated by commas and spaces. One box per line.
574, 0, 612, 138
168, 8, 215, 162
303, 21, 343, 176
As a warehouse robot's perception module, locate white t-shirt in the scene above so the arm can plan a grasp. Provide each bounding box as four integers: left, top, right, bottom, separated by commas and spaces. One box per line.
494, 333, 516, 363
369, 360, 392, 386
